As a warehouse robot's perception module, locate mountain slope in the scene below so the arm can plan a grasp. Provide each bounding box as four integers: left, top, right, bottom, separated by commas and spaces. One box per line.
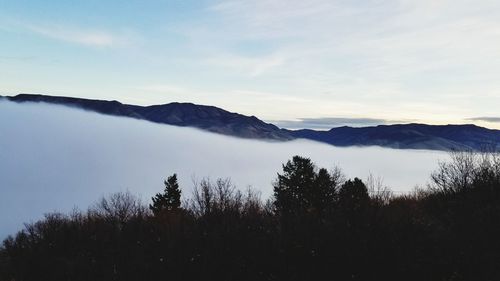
3, 93, 500, 151
4, 94, 292, 140
289, 124, 500, 151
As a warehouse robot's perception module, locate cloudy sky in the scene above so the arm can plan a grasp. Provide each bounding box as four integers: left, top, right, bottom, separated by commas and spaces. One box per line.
1, 0, 500, 129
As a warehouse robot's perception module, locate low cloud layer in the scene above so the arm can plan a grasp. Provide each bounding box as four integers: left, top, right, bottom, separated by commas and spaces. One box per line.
0, 101, 446, 238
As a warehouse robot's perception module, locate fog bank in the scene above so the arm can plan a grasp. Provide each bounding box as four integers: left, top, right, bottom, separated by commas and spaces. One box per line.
0, 101, 445, 238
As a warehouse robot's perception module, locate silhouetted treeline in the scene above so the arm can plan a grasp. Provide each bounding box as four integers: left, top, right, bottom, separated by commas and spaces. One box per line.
1, 152, 500, 281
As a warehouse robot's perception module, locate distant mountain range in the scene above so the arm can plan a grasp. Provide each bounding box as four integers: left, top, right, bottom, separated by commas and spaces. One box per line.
290, 125, 500, 151
3, 94, 292, 140
3, 94, 500, 151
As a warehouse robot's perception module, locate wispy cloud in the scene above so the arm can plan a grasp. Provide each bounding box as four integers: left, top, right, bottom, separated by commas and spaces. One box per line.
180, 0, 500, 118
137, 84, 189, 94
0, 55, 37, 61
204, 53, 287, 76
24, 24, 128, 47
135, 84, 311, 110
467, 117, 500, 123
209, 0, 342, 39
273, 117, 411, 130
2, 1, 500, 125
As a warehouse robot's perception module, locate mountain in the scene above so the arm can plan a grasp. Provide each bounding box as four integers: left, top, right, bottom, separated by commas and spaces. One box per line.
3, 93, 500, 151
289, 124, 500, 151
3, 94, 292, 140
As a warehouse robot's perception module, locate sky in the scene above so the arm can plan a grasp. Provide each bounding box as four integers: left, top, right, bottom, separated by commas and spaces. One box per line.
1, 0, 500, 129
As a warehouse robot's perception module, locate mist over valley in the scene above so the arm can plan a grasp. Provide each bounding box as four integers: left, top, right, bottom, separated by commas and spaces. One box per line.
0, 100, 445, 238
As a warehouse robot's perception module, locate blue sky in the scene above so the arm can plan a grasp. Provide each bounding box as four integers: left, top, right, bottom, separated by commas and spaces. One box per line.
1, 0, 500, 129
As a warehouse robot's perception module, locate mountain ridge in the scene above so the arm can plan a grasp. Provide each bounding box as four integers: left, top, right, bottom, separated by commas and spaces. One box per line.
3, 94, 292, 140
288, 123, 500, 151
3, 93, 500, 151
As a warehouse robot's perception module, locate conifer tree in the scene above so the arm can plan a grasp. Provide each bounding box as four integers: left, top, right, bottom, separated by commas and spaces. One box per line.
150, 174, 181, 215
273, 156, 316, 216
338, 178, 369, 213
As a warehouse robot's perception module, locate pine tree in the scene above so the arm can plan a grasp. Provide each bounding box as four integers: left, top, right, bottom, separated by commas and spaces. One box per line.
338, 178, 369, 214
150, 174, 181, 215
273, 156, 316, 216
273, 156, 342, 217
312, 168, 337, 214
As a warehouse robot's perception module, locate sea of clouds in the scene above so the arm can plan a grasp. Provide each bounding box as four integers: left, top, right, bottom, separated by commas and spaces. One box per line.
0, 100, 447, 238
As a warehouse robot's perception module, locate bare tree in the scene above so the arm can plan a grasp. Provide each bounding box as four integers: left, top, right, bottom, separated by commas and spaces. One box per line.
330, 166, 346, 187
430, 150, 500, 194
430, 151, 477, 194
190, 178, 214, 217
242, 187, 263, 216
91, 191, 148, 223
366, 173, 393, 205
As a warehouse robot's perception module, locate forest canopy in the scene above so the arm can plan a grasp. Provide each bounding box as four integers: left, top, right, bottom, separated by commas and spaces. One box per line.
1, 151, 500, 281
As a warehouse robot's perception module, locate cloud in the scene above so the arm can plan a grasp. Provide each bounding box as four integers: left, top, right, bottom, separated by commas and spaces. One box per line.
204, 53, 287, 76
25, 24, 126, 47
3, 1, 500, 124
173, 0, 500, 121
132, 84, 314, 118
0, 100, 445, 238
208, 0, 346, 39
0, 55, 37, 61
137, 84, 189, 94
467, 117, 500, 123
273, 117, 410, 130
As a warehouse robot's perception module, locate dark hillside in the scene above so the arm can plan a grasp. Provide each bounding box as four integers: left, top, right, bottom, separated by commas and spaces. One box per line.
4, 94, 500, 151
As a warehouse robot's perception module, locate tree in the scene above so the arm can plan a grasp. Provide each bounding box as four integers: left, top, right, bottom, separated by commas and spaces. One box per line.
273, 156, 316, 216
93, 191, 147, 223
338, 178, 369, 214
150, 174, 182, 215
273, 156, 340, 216
310, 168, 337, 215
431, 151, 500, 195
430, 151, 476, 194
